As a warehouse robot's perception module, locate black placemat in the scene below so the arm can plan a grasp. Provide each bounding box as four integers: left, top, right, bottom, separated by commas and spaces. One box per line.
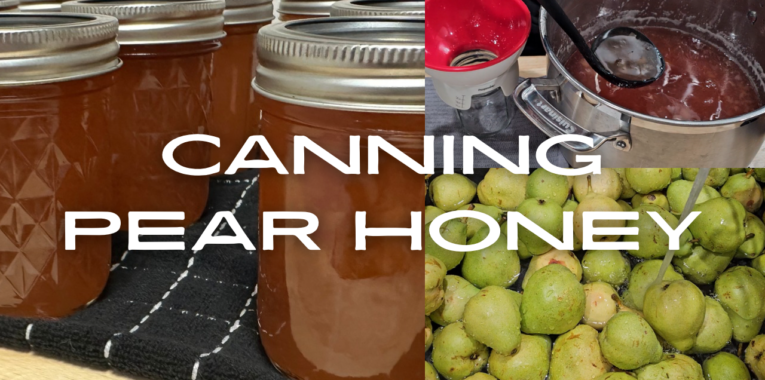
0, 169, 285, 380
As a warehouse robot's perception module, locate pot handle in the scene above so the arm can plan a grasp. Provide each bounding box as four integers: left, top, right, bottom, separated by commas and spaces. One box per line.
513, 77, 631, 153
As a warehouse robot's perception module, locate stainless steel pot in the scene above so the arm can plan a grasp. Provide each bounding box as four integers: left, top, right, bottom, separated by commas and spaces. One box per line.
514, 0, 765, 168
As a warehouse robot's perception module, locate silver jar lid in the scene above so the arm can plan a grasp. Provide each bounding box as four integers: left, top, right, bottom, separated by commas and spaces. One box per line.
253, 17, 424, 113
0, 0, 19, 11
0, 13, 121, 86
224, 0, 273, 25
278, 0, 333, 16
61, 0, 226, 45
330, 0, 423, 17
18, 0, 62, 12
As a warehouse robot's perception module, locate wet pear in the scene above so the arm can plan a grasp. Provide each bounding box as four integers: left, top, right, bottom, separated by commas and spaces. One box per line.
635, 354, 703, 380
671, 168, 683, 181
682, 168, 730, 188
666, 180, 721, 215
477, 169, 528, 211
526, 168, 570, 206
430, 174, 476, 211
714, 266, 765, 342
458, 203, 504, 240
643, 280, 706, 352
521, 264, 585, 334
689, 197, 746, 254
703, 352, 750, 380
625, 168, 672, 194
615, 168, 637, 199
425, 206, 446, 225
522, 249, 582, 289
574, 176, 625, 242
507, 289, 522, 308
599, 312, 663, 370
624, 204, 693, 260
464, 374, 496, 380
745, 335, 765, 380
463, 286, 522, 355
426, 219, 467, 270
562, 199, 583, 251
488, 334, 551, 380
516, 239, 532, 260
721, 171, 763, 213
596, 374, 636, 380
549, 325, 611, 380
516, 198, 564, 255
673, 244, 735, 284
425, 254, 446, 315
754, 254, 765, 276
573, 169, 622, 201
582, 250, 631, 286
737, 212, 765, 259
618, 200, 632, 211
690, 297, 732, 354
754, 168, 765, 183
622, 260, 683, 311
426, 317, 433, 351
432, 322, 489, 380
631, 192, 669, 211
429, 275, 480, 326
582, 282, 620, 330
426, 361, 439, 380
462, 227, 520, 288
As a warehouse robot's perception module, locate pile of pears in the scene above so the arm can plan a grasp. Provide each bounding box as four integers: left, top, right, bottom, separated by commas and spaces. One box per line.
425, 167, 765, 380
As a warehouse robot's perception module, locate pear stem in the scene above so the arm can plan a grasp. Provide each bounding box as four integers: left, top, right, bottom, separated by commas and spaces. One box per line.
747, 169, 754, 179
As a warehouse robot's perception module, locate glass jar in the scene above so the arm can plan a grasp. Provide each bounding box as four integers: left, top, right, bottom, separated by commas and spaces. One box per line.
329, 0, 423, 17
209, 0, 273, 174
63, 0, 226, 229
0, 14, 121, 318
277, 0, 332, 21
0, 0, 18, 11
18, 0, 62, 11
254, 17, 424, 380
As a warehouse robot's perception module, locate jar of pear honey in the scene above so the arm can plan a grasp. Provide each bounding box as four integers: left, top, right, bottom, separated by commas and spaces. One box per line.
330, 0, 424, 17
0, 13, 121, 317
209, 0, 273, 174
277, 0, 332, 21
62, 0, 226, 228
254, 17, 425, 380
0, 0, 18, 11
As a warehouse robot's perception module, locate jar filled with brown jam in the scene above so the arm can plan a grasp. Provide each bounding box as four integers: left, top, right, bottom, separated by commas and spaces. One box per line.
277, 0, 332, 21
330, 0, 423, 17
254, 17, 425, 380
209, 0, 274, 174
62, 0, 226, 228
0, 13, 121, 317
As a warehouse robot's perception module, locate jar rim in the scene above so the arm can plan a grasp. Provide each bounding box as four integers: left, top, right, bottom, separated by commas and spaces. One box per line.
330, 0, 423, 17
223, 0, 273, 25
278, 0, 333, 16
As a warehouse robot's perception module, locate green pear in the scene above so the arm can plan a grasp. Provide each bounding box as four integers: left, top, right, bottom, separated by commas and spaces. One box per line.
632, 192, 670, 211
522, 249, 582, 289
666, 180, 721, 215
745, 335, 765, 380
622, 260, 683, 311
618, 200, 632, 211
488, 334, 551, 380
463, 286, 522, 355
426, 317, 434, 351
429, 275, 480, 326
615, 168, 637, 199
731, 168, 747, 174
508, 290, 522, 308
526, 168, 570, 206
624, 204, 692, 260
643, 280, 706, 352
582, 282, 620, 330
574, 176, 625, 242
625, 168, 672, 194
464, 374, 497, 380
635, 354, 703, 380
462, 227, 520, 288
458, 203, 504, 240
477, 169, 528, 211
573, 169, 622, 201
430, 174, 476, 211
690, 297, 732, 354
549, 325, 611, 380
682, 168, 730, 188
689, 197, 747, 254
703, 352, 750, 380
517, 239, 532, 260
426, 220, 467, 270
516, 198, 565, 255
721, 171, 763, 213
671, 168, 683, 181
737, 212, 765, 259
595, 374, 636, 380
562, 199, 583, 250
754, 254, 765, 276
715, 266, 765, 342
673, 244, 735, 284
582, 250, 631, 286
425, 205, 446, 225
432, 322, 489, 380
521, 264, 585, 334
426, 361, 439, 380
599, 312, 663, 370
425, 254, 447, 315
754, 168, 765, 183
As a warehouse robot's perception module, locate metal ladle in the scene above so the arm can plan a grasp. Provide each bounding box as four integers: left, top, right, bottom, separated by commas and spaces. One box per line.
534, 0, 666, 87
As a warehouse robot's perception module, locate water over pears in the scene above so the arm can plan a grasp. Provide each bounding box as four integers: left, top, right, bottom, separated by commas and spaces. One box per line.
477, 168, 528, 211
430, 174, 476, 211
745, 334, 765, 380
599, 311, 663, 370
666, 180, 721, 215
549, 325, 611, 380
526, 168, 570, 206
573, 169, 622, 201
426, 219, 467, 270
615, 168, 637, 199
682, 168, 730, 188
625, 168, 671, 194
714, 266, 765, 342
689, 197, 746, 254
690, 297, 732, 354
574, 176, 625, 242
624, 204, 692, 260
635, 354, 703, 380
622, 260, 683, 311
522, 249, 582, 289
425, 254, 446, 315
643, 280, 706, 352
516, 198, 564, 255
673, 244, 735, 285
582, 282, 620, 330
521, 264, 585, 334
462, 227, 520, 288
582, 250, 631, 285
429, 275, 480, 326
721, 171, 763, 213
488, 334, 551, 380
432, 322, 489, 380
703, 352, 750, 380
463, 286, 522, 355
